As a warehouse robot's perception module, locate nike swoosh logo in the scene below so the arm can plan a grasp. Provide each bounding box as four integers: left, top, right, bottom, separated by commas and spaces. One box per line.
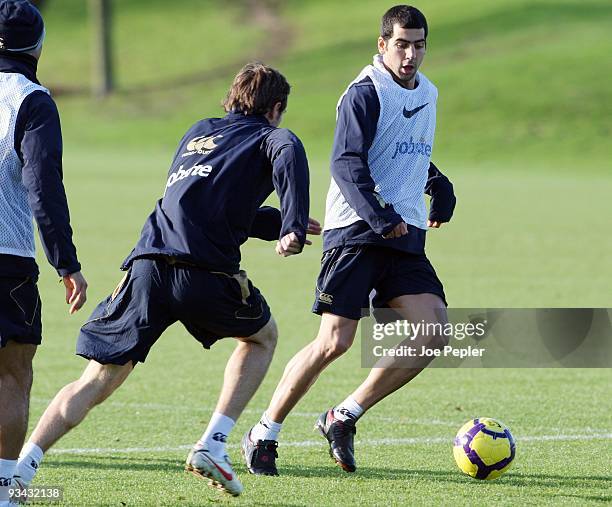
203, 454, 234, 481
403, 103, 428, 119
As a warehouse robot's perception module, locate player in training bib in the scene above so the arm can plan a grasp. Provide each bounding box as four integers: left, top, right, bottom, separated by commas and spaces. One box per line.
243, 5, 456, 475
0, 2, 88, 504
16, 63, 319, 496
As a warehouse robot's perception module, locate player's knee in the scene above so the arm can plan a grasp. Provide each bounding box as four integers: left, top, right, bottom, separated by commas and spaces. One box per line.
425, 322, 450, 350
0, 370, 32, 400
249, 317, 278, 351
0, 356, 34, 395
263, 318, 279, 350
77, 363, 129, 407
316, 326, 354, 360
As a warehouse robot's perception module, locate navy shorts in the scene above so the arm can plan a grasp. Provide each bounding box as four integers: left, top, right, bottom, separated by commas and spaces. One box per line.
312, 245, 446, 321
0, 276, 42, 348
77, 258, 271, 365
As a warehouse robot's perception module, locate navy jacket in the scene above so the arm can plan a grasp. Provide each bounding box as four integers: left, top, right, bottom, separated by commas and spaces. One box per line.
122, 113, 310, 273
324, 76, 456, 253
0, 52, 81, 278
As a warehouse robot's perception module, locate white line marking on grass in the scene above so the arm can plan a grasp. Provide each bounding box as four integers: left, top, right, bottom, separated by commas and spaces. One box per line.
50, 444, 193, 455
32, 397, 605, 433
518, 433, 612, 442
48, 433, 612, 455
30, 397, 457, 426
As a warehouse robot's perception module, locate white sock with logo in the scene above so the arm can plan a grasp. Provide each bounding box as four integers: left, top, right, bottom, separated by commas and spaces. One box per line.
196, 412, 235, 458
333, 396, 364, 422
250, 411, 282, 442
16, 442, 44, 486
0, 458, 17, 503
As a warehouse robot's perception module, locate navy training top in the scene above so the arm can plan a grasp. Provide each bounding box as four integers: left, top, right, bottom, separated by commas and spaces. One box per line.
0, 52, 81, 278
323, 76, 456, 254
122, 112, 310, 273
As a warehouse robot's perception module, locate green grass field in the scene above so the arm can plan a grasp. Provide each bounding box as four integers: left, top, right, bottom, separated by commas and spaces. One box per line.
19, 0, 612, 505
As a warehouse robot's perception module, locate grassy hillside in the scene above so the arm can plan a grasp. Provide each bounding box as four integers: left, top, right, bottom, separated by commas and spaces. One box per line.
277, 0, 612, 170
36, 0, 612, 170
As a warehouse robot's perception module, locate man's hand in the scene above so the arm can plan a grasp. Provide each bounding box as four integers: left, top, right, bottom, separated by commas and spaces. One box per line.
383, 222, 408, 239
62, 271, 88, 314
307, 217, 322, 237
275, 218, 321, 257
427, 219, 445, 229
276, 232, 305, 257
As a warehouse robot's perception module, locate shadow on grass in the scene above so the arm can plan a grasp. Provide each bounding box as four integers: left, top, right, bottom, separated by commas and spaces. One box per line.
279, 464, 611, 498
283, 464, 609, 481
46, 457, 612, 485
44, 458, 611, 503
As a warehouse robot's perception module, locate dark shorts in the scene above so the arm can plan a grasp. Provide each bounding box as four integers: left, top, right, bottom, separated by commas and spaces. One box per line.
76, 258, 271, 365
312, 245, 446, 321
0, 276, 42, 348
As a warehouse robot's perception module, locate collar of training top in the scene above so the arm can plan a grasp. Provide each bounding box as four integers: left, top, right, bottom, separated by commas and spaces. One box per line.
0, 50, 38, 82
225, 111, 271, 124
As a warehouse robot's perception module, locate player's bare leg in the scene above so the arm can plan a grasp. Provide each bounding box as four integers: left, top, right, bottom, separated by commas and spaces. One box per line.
14, 360, 132, 491
27, 360, 133, 452
318, 293, 447, 472
15, 360, 131, 492
242, 314, 357, 475
351, 293, 447, 410
214, 317, 278, 421
0, 343, 36, 459
186, 318, 278, 496
0, 342, 36, 504
266, 314, 357, 423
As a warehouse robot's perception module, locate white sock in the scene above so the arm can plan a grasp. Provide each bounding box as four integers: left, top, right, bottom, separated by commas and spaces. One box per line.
333, 396, 364, 421
16, 442, 44, 486
249, 411, 282, 442
0, 458, 17, 502
196, 412, 235, 458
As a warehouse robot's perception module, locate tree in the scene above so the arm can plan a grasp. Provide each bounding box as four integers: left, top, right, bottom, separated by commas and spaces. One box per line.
89, 0, 113, 97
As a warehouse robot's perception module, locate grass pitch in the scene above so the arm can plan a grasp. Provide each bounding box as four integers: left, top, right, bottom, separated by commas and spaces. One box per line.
20, 0, 612, 505
29, 163, 612, 506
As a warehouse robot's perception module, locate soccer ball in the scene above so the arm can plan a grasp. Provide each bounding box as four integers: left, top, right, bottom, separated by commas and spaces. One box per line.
453, 417, 516, 480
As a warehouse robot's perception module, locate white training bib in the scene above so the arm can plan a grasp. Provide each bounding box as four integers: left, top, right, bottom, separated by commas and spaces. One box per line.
325, 54, 437, 231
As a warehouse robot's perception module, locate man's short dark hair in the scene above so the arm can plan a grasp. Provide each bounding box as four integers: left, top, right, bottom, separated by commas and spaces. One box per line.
381, 5, 428, 40
223, 62, 290, 116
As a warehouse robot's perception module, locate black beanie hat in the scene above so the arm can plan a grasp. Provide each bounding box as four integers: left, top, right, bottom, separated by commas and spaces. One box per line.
0, 0, 44, 52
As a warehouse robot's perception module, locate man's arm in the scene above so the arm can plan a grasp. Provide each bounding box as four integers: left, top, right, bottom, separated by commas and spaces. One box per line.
425, 161, 456, 226
249, 206, 282, 241
16, 91, 87, 312
264, 129, 310, 255
331, 79, 404, 236
249, 207, 322, 249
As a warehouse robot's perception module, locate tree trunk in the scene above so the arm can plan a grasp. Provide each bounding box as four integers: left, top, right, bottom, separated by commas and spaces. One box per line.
89, 0, 113, 98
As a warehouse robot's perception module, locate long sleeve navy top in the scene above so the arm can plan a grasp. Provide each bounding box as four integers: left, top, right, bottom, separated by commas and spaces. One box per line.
122, 113, 310, 273
323, 76, 456, 254
0, 52, 81, 278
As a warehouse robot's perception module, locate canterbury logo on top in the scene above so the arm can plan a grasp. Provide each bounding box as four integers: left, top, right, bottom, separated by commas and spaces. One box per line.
324, 54, 437, 232
182, 135, 222, 157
